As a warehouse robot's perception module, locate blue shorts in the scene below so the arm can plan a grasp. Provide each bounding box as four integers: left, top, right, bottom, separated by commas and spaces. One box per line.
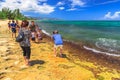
11, 28, 16, 33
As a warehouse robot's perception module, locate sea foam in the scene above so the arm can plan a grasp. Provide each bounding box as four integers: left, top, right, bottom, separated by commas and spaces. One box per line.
95, 38, 120, 54
83, 46, 120, 57
42, 29, 51, 36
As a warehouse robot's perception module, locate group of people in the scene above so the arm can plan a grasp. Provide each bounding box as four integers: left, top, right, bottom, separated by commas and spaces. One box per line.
8, 20, 64, 66
8, 20, 43, 43
8, 20, 19, 38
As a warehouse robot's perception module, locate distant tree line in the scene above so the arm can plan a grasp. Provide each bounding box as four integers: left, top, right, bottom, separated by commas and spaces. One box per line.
0, 7, 34, 20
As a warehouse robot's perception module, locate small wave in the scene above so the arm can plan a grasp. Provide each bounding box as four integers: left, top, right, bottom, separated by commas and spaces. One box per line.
42, 30, 51, 36
95, 38, 120, 53
83, 46, 120, 57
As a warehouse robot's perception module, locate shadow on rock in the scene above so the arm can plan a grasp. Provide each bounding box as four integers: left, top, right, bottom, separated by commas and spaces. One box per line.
58, 54, 67, 58
30, 60, 45, 66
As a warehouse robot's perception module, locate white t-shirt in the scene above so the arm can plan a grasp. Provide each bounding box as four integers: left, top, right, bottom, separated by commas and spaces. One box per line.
31, 32, 35, 38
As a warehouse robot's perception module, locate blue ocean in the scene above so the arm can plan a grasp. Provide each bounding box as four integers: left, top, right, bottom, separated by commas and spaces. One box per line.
36, 20, 120, 57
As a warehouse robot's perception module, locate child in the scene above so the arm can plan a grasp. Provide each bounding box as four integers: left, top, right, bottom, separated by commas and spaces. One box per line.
52, 30, 63, 57
8, 20, 11, 32
31, 32, 36, 42
37, 28, 42, 43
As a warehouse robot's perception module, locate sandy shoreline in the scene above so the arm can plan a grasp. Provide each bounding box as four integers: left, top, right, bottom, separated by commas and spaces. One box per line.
0, 20, 120, 80
45, 34, 120, 70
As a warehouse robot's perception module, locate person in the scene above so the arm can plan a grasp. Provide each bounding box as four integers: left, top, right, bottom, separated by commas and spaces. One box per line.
36, 28, 43, 43
29, 21, 36, 32
35, 24, 39, 32
8, 20, 11, 32
10, 20, 17, 38
16, 20, 20, 32
52, 30, 63, 57
31, 32, 36, 42
19, 20, 31, 66
29, 21, 36, 42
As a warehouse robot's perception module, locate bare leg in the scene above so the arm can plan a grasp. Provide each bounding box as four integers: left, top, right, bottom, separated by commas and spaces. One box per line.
12, 33, 13, 38
8, 28, 10, 33
60, 48, 63, 56
38, 40, 40, 43
36, 38, 38, 43
26, 59, 30, 66
24, 57, 30, 66
54, 48, 57, 57
24, 56, 27, 64
15, 33, 16, 38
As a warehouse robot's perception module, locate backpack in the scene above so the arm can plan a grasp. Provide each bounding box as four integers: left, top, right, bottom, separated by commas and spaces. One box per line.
16, 29, 24, 42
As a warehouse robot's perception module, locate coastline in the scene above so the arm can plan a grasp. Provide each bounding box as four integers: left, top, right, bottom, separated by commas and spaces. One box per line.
44, 34, 120, 70
0, 20, 120, 80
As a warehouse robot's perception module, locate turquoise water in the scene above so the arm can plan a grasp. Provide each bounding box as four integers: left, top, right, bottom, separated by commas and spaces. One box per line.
36, 20, 120, 55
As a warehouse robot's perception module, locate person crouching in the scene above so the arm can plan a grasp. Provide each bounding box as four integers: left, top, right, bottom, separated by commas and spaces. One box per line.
52, 30, 63, 57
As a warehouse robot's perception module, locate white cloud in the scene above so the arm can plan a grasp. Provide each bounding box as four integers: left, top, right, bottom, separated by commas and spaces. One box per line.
104, 11, 120, 19
38, 0, 47, 2
69, 0, 85, 7
56, 2, 64, 6
66, 8, 77, 11
97, 0, 120, 5
67, 0, 85, 11
35, 3, 55, 14
0, 0, 55, 14
59, 7, 65, 10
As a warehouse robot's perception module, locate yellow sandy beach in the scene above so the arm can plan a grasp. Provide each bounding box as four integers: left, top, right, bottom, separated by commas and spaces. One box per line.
0, 20, 120, 80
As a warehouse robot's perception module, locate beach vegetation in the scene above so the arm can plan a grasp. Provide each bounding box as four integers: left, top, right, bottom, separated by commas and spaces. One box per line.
97, 76, 105, 80
0, 7, 34, 20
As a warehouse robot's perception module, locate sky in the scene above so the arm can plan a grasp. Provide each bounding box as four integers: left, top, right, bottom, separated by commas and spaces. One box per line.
0, 0, 120, 20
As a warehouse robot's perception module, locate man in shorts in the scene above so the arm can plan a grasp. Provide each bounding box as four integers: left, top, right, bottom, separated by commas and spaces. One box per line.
52, 30, 63, 57
29, 21, 36, 42
10, 20, 17, 38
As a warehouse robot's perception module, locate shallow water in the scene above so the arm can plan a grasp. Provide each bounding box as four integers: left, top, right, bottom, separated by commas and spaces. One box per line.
36, 20, 120, 56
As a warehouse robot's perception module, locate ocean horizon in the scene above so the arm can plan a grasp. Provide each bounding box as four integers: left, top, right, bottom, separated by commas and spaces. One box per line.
36, 20, 120, 57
